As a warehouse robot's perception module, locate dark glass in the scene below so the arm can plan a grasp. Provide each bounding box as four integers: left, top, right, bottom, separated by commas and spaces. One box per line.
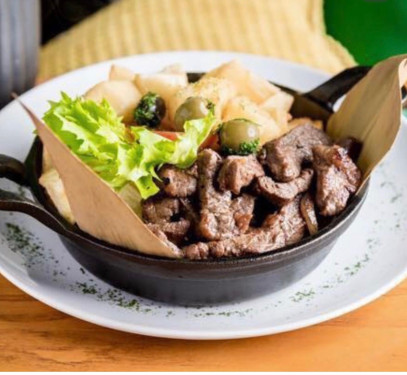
0, 0, 40, 107
41, 0, 118, 43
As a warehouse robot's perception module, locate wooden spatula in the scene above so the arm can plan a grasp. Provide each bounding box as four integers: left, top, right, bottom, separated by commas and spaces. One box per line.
17, 100, 181, 258
328, 55, 407, 192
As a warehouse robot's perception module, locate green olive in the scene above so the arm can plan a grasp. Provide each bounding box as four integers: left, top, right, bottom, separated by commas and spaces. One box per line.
219, 118, 260, 155
174, 96, 210, 131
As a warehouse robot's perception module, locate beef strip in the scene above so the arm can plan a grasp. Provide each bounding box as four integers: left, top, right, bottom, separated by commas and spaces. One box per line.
300, 192, 318, 235
158, 164, 198, 197
254, 168, 314, 206
184, 197, 305, 259
217, 155, 265, 194
338, 136, 363, 162
197, 149, 234, 240
179, 198, 200, 226
147, 225, 183, 257
142, 197, 180, 224
197, 149, 254, 240
147, 220, 191, 244
313, 144, 362, 216
261, 195, 305, 247
183, 242, 210, 260
143, 195, 195, 244
231, 194, 256, 233
260, 123, 331, 182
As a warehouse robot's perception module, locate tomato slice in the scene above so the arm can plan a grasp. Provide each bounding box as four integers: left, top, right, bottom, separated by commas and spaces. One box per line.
200, 134, 220, 150
153, 130, 181, 141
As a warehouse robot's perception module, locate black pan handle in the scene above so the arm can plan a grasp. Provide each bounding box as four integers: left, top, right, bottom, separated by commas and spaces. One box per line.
0, 154, 27, 185
0, 154, 70, 237
303, 66, 371, 110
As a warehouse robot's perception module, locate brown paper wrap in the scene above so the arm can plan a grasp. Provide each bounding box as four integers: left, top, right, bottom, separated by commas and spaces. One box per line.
328, 55, 407, 190
18, 102, 181, 258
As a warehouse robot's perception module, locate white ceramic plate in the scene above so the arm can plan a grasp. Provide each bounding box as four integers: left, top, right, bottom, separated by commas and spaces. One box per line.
0, 51, 406, 340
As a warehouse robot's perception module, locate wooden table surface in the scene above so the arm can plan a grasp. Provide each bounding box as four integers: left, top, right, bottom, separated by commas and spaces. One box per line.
0, 275, 406, 371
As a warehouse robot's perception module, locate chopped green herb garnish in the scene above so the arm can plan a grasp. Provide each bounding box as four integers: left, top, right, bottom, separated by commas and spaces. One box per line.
221, 139, 260, 156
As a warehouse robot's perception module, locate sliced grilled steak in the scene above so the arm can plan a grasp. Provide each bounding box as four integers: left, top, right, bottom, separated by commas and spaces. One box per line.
142, 197, 180, 224
158, 164, 198, 197
260, 123, 331, 182
197, 149, 254, 240
338, 136, 363, 162
197, 149, 234, 240
313, 144, 362, 216
208, 228, 277, 258
260, 195, 306, 247
210, 196, 305, 257
300, 192, 318, 235
143, 197, 191, 244
183, 242, 210, 260
185, 197, 305, 259
231, 194, 256, 233
147, 225, 183, 257
218, 155, 265, 194
254, 168, 314, 206
179, 198, 200, 226
147, 220, 190, 244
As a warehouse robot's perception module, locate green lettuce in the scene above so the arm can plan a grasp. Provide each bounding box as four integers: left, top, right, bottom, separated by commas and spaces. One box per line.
42, 92, 216, 199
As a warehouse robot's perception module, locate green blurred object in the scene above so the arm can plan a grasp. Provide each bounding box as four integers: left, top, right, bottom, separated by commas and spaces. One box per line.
324, 0, 407, 65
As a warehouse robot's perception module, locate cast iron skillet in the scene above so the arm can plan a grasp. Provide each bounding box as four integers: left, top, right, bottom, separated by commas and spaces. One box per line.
0, 67, 371, 305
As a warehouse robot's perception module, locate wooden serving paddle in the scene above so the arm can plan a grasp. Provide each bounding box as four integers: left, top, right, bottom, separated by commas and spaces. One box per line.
17, 100, 181, 258
328, 54, 407, 192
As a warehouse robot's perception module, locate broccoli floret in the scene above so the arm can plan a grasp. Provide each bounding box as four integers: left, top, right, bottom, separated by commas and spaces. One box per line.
134, 92, 166, 127
221, 139, 260, 156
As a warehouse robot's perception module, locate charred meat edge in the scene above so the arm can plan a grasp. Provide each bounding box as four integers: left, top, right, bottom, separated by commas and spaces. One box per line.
254, 168, 314, 206
313, 144, 362, 216
184, 196, 305, 259
300, 192, 318, 235
147, 220, 191, 244
260, 123, 331, 182
197, 149, 255, 241
142, 197, 181, 224
158, 164, 198, 198
217, 155, 265, 195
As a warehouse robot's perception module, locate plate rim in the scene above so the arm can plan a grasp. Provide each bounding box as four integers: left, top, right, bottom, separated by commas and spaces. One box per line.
0, 50, 406, 340
1, 258, 406, 340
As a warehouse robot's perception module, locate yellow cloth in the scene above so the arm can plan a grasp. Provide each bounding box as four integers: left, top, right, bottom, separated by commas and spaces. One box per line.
39, 0, 356, 80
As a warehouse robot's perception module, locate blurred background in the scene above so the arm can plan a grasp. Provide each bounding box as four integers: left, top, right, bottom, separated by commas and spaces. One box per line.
40, 0, 407, 65
1, 0, 406, 108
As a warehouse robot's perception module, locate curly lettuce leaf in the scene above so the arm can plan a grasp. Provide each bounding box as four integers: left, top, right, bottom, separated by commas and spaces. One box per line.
169, 110, 216, 168
42, 93, 216, 199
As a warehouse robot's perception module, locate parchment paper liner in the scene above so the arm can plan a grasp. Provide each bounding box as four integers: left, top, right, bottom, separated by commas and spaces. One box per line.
328, 54, 407, 192
18, 102, 181, 258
